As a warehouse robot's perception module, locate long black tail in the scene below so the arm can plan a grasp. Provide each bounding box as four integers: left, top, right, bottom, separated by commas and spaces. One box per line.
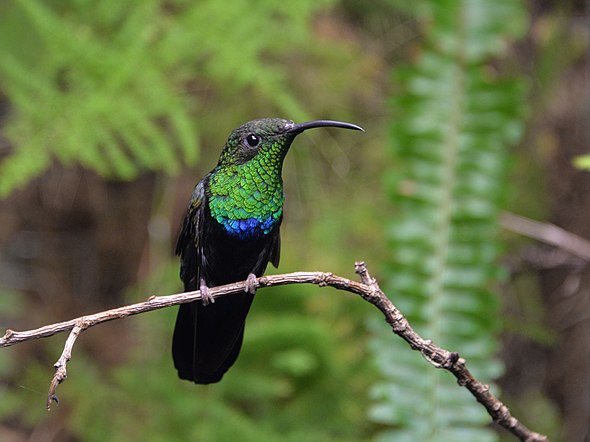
172, 292, 254, 384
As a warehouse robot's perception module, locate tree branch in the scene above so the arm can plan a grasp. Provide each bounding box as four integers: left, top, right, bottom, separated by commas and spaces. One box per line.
501, 211, 590, 262
0, 262, 547, 442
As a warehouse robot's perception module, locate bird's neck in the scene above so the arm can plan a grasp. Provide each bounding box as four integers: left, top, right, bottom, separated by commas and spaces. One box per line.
207, 162, 284, 239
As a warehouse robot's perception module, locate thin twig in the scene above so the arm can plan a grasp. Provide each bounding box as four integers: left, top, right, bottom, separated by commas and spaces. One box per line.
0, 264, 547, 441
46, 321, 88, 410
501, 211, 590, 261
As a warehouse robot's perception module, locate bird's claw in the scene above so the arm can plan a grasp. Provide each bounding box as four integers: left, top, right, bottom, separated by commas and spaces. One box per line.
245, 273, 257, 295
200, 279, 214, 305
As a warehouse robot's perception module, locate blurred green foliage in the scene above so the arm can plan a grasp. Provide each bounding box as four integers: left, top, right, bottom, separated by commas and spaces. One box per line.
574, 154, 590, 170
0, 0, 335, 195
0, 0, 565, 441
370, 1, 528, 441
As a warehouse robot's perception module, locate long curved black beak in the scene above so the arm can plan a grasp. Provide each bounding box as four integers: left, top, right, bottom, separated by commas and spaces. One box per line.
287, 120, 364, 134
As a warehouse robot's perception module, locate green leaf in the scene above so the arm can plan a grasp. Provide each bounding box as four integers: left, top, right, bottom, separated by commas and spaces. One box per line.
574, 154, 590, 170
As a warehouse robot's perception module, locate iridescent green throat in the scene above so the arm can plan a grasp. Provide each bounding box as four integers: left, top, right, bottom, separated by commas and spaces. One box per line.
207, 151, 286, 239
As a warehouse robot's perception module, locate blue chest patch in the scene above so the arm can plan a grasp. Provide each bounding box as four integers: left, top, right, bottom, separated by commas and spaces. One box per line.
218, 214, 280, 239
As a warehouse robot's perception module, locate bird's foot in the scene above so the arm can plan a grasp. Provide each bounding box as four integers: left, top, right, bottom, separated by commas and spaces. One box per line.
245, 273, 258, 295
200, 279, 214, 306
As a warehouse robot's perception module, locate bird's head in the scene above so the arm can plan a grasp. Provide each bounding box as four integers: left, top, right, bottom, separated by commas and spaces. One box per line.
216, 118, 363, 169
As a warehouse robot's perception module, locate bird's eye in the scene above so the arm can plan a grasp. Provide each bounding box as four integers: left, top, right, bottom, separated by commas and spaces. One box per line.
245, 134, 260, 148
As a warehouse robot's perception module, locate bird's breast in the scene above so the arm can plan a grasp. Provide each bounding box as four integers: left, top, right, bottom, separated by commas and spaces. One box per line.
207, 170, 284, 239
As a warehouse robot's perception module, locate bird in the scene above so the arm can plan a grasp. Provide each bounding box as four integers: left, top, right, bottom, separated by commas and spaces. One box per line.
172, 118, 364, 384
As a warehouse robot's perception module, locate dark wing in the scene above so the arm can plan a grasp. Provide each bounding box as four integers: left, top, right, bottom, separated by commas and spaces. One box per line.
267, 215, 282, 268
172, 178, 208, 381
175, 179, 207, 291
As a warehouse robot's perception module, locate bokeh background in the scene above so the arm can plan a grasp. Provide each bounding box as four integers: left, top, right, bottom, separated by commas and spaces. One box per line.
0, 1, 588, 441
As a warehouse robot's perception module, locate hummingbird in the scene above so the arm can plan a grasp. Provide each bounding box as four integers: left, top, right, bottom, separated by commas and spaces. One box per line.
173, 118, 363, 384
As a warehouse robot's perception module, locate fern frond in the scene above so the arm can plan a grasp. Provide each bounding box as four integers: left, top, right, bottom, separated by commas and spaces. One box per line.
372, 1, 528, 440
0, 0, 341, 196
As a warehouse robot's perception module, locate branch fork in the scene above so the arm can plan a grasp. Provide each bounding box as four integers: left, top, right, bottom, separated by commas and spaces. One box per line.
47, 320, 88, 409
